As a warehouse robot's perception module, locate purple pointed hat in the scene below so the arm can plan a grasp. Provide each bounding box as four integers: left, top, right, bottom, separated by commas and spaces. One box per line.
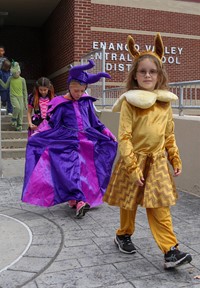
67, 59, 111, 84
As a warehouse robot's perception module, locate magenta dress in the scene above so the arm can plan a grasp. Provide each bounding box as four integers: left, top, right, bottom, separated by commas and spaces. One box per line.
28, 93, 51, 137
22, 95, 117, 208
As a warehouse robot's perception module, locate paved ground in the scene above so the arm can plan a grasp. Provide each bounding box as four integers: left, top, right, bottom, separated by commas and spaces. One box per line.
0, 159, 200, 288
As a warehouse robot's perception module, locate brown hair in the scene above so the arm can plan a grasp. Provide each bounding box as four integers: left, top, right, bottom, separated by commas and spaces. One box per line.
126, 54, 169, 91
1, 59, 11, 70
33, 77, 55, 109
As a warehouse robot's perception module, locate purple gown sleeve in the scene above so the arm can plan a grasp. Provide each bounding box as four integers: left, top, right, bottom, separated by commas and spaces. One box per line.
48, 105, 65, 128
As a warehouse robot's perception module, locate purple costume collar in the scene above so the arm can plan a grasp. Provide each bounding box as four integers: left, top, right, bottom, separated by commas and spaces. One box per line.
47, 94, 96, 114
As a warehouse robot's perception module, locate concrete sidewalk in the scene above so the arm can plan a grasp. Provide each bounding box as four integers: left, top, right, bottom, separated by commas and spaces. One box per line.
1, 158, 25, 178
0, 159, 200, 288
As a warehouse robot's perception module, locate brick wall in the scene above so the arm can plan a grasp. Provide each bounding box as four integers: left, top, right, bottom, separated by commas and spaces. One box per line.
0, 1, 199, 93
73, 0, 92, 60
91, 3, 200, 83
42, 0, 74, 92
91, 4, 199, 34
42, 0, 92, 92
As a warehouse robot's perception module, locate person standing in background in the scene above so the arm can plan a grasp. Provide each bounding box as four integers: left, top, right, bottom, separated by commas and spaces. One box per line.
0, 61, 28, 131
0, 45, 7, 69
27, 77, 55, 137
0, 59, 13, 115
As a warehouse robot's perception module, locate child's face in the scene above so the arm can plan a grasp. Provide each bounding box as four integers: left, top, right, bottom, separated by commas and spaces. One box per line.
135, 58, 158, 91
69, 82, 86, 100
2, 61, 10, 71
0, 48, 5, 57
12, 72, 20, 78
38, 86, 49, 97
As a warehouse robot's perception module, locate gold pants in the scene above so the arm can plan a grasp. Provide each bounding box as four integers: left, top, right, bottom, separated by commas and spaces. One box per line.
116, 206, 178, 254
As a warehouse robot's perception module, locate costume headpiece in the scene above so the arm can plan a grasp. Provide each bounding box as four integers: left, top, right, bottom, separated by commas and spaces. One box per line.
127, 33, 164, 64
67, 59, 111, 84
11, 60, 21, 75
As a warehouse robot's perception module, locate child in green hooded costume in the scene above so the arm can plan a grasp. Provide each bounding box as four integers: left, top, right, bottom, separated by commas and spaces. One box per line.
0, 61, 28, 131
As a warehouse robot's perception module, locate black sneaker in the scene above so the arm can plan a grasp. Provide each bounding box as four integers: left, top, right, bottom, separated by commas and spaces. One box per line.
114, 234, 136, 254
76, 201, 90, 219
164, 244, 192, 269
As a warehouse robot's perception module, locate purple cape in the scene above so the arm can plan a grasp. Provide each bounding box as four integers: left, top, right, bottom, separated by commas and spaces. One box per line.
22, 95, 117, 207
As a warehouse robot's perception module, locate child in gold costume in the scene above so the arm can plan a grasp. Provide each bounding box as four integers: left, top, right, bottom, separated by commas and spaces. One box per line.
103, 33, 192, 269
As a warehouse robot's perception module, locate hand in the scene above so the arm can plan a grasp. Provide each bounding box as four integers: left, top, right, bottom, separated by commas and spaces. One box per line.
102, 128, 117, 141
173, 168, 182, 177
135, 177, 145, 186
29, 123, 37, 130
112, 136, 117, 142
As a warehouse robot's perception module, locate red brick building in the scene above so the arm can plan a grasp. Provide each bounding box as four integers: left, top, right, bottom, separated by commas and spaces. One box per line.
0, 0, 199, 92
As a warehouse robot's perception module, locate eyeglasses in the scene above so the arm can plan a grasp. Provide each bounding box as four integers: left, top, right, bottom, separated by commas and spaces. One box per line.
136, 69, 158, 77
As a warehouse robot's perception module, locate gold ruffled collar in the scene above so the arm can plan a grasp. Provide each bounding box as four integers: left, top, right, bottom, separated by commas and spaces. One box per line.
112, 89, 178, 112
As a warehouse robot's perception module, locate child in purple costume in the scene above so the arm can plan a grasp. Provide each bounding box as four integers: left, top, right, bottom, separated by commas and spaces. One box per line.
22, 60, 118, 218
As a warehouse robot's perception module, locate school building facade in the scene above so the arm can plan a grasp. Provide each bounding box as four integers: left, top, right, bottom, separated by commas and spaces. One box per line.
0, 0, 199, 93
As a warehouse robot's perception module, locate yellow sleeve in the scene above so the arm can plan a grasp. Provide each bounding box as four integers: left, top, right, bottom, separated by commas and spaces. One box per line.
165, 107, 182, 170
118, 100, 143, 182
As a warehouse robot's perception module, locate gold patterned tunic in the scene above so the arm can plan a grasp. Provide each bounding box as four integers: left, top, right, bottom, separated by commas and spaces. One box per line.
103, 89, 182, 209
